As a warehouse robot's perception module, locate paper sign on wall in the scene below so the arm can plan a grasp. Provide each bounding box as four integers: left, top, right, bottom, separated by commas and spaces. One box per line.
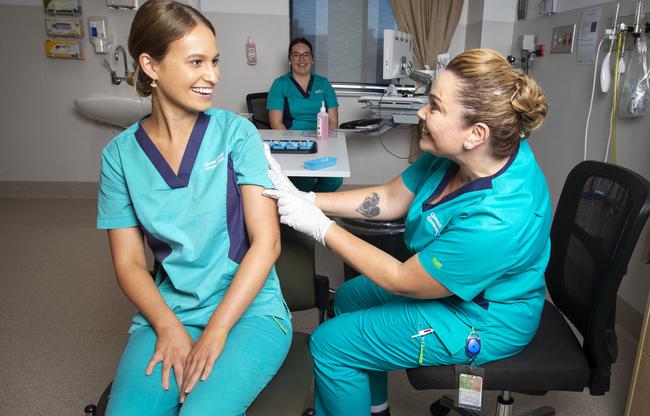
577, 6, 602, 65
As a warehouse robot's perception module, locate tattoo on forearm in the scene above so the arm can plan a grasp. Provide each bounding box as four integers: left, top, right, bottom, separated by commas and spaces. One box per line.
356, 192, 380, 218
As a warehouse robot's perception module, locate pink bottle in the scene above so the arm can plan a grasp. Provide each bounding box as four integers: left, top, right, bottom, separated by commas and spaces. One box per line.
316, 101, 329, 140
245, 36, 257, 65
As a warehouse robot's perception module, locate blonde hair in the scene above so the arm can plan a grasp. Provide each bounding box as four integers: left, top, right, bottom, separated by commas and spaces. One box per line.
128, 0, 215, 97
446, 49, 548, 158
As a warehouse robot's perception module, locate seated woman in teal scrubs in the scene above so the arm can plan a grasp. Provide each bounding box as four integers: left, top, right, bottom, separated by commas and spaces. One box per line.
267, 37, 343, 193
264, 49, 551, 416
96, 1, 290, 415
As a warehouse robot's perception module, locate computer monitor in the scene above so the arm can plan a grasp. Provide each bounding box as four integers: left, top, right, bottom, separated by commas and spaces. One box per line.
383, 29, 412, 81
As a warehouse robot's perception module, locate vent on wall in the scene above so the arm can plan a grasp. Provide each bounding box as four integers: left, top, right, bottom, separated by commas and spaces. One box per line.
106, 0, 138, 10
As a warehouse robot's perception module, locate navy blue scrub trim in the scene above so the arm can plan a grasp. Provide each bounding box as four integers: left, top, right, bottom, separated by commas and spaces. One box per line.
226, 155, 250, 263
134, 112, 209, 189
472, 290, 490, 310
289, 74, 313, 98
137, 220, 172, 285
422, 145, 520, 212
282, 97, 293, 129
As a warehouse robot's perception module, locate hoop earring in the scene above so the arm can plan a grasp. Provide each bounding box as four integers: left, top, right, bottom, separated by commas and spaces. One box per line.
151, 79, 158, 88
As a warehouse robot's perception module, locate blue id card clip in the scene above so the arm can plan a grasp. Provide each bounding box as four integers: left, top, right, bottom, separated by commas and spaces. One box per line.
303, 156, 337, 170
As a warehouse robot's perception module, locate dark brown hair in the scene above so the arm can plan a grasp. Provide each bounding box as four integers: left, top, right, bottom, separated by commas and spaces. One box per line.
288, 37, 313, 57
128, 0, 215, 97
446, 49, 548, 158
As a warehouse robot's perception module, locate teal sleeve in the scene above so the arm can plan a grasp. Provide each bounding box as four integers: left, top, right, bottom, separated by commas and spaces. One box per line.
417, 205, 517, 300
267, 78, 285, 111
324, 79, 338, 109
401, 152, 436, 193
96, 145, 138, 229
231, 118, 273, 188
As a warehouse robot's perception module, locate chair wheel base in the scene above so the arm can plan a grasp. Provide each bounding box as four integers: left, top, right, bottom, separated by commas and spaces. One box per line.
430, 395, 480, 416
430, 399, 451, 415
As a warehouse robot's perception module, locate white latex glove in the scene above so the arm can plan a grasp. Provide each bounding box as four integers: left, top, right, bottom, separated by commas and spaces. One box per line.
263, 189, 334, 246
263, 144, 316, 202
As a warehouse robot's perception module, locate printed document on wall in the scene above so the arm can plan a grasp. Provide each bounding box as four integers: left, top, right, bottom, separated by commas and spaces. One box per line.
578, 6, 602, 65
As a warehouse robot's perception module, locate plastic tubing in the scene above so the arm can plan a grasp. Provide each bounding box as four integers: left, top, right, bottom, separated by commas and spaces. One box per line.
609, 31, 624, 164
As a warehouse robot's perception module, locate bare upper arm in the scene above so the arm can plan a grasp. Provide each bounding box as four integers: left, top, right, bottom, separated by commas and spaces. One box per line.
268, 110, 285, 130
107, 227, 148, 272
395, 253, 452, 299
382, 175, 416, 219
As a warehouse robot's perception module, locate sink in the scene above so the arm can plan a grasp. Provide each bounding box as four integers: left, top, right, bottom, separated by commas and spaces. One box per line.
74, 95, 152, 128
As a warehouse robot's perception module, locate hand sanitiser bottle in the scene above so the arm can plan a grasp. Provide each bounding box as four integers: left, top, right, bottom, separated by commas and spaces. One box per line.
317, 101, 329, 140
245, 36, 257, 65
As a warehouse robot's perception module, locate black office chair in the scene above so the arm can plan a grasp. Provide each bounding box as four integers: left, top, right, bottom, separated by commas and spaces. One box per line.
246, 92, 271, 129
407, 160, 650, 416
85, 225, 329, 416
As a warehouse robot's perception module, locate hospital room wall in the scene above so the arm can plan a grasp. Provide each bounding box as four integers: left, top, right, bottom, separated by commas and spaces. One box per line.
0, 0, 289, 183
512, 0, 650, 316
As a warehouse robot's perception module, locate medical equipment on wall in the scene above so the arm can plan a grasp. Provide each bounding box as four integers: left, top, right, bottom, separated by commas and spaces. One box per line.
383, 29, 413, 81
45, 16, 83, 38
540, 0, 558, 15
106, 0, 138, 9
45, 39, 84, 59
584, 1, 647, 164
44, 0, 81, 15
88, 16, 112, 54
600, 4, 621, 92
619, 21, 649, 117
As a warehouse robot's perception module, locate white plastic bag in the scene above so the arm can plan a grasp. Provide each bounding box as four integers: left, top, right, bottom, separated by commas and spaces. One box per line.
619, 33, 650, 118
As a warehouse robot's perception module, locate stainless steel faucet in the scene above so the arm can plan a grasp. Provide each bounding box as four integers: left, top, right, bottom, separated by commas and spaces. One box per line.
107, 45, 134, 86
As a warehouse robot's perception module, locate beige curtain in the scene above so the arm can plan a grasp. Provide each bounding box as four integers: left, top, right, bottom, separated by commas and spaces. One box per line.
390, 0, 464, 161
390, 0, 464, 69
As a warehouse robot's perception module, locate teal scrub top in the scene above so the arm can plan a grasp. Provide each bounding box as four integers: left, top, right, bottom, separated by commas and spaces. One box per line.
401, 140, 552, 360
267, 72, 338, 130
97, 109, 290, 333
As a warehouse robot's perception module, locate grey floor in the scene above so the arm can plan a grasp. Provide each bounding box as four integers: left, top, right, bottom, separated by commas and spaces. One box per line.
0, 197, 638, 415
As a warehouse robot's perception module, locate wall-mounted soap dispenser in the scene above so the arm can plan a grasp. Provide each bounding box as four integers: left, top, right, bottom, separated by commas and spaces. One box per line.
88, 16, 112, 54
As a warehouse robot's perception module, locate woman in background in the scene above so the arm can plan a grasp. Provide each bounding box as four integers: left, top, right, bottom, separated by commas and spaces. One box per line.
267, 37, 342, 193
97, 1, 290, 414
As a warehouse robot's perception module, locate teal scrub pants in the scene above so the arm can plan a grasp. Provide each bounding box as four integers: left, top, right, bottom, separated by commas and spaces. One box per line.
290, 176, 343, 193
106, 315, 291, 416
310, 276, 466, 416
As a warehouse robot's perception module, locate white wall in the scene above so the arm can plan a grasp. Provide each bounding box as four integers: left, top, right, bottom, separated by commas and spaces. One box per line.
512, 0, 650, 313
0, 1, 288, 182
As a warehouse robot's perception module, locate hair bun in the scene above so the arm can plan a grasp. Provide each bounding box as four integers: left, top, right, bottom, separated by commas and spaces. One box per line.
510, 73, 548, 136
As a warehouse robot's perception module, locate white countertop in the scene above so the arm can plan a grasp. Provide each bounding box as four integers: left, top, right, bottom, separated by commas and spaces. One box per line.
258, 129, 350, 178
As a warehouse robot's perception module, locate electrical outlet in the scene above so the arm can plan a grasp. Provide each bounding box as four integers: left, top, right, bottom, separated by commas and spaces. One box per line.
551, 24, 575, 54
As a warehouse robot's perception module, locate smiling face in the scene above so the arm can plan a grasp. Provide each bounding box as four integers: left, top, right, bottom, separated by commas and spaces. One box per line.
148, 23, 220, 115
416, 70, 474, 158
289, 42, 313, 77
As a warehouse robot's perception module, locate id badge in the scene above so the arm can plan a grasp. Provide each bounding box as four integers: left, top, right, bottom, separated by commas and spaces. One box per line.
454, 365, 484, 411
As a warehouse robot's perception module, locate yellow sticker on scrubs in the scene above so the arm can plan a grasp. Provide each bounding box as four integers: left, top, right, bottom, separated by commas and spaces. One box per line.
432, 257, 443, 269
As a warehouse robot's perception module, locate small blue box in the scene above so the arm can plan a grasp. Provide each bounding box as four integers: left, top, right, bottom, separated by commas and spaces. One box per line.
304, 156, 337, 170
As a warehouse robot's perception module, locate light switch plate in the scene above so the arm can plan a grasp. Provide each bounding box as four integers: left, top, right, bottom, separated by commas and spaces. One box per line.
551, 24, 575, 54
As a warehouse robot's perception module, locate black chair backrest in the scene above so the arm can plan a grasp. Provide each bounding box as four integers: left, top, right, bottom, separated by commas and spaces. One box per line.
546, 160, 650, 393
275, 224, 317, 311
246, 92, 271, 129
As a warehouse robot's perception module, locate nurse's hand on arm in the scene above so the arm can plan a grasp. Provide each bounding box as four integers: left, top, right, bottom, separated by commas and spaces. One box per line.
263, 189, 451, 299
107, 228, 193, 393
180, 184, 281, 402
268, 109, 286, 130
264, 147, 414, 221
